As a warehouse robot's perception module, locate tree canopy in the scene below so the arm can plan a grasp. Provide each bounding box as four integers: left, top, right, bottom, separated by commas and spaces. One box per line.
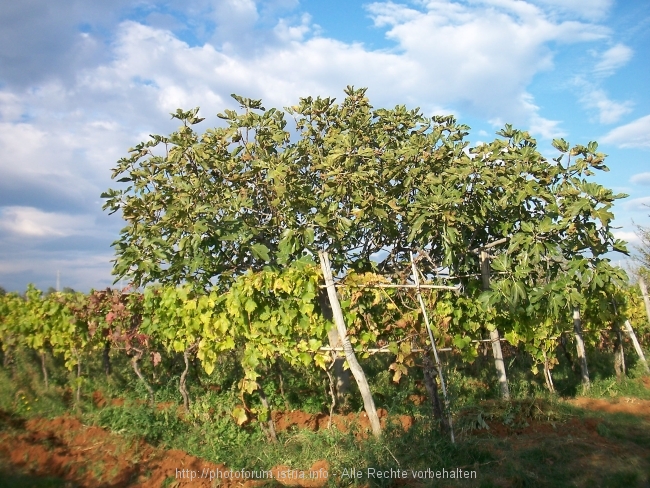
102, 86, 628, 310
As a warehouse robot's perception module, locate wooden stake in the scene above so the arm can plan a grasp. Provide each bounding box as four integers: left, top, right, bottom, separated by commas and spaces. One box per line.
623, 320, 650, 375
572, 308, 590, 390
318, 251, 382, 437
319, 288, 351, 404
542, 350, 555, 393
480, 250, 510, 399
639, 278, 650, 326
411, 253, 455, 443
40, 351, 49, 389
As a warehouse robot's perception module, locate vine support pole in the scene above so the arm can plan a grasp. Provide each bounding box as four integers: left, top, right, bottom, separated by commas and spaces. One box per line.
572, 308, 590, 390
318, 251, 382, 438
542, 351, 555, 393
411, 253, 455, 443
40, 351, 49, 389
624, 320, 650, 375
479, 249, 510, 399
639, 278, 650, 326
318, 288, 351, 404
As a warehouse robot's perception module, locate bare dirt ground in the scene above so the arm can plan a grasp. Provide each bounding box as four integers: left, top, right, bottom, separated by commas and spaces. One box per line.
567, 396, 650, 417
271, 407, 414, 435
1, 396, 649, 487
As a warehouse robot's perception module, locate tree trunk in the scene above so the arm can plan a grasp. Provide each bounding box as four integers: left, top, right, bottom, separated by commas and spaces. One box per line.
180, 351, 191, 412
572, 308, 590, 390
559, 334, 576, 373
180, 340, 200, 412
257, 383, 277, 443
410, 253, 454, 442
480, 250, 510, 399
422, 352, 450, 435
319, 251, 381, 437
131, 349, 154, 404
40, 351, 49, 389
613, 327, 626, 381
275, 362, 290, 411
325, 366, 336, 430
75, 358, 82, 407
103, 341, 112, 377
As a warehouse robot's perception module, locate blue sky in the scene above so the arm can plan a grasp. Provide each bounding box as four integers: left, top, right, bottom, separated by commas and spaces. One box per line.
1, 0, 649, 292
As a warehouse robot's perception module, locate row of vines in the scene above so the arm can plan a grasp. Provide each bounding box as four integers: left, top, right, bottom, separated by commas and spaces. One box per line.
1, 257, 649, 435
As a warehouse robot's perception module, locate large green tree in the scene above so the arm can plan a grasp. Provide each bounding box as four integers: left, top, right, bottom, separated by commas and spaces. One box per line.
102, 86, 628, 310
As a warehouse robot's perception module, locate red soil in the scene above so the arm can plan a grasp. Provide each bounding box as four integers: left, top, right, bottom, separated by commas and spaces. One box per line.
2, 395, 649, 487
272, 408, 414, 435
0, 409, 334, 487
567, 396, 650, 417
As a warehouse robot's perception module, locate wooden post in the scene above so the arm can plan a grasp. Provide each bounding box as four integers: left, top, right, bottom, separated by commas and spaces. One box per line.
318, 288, 351, 403
411, 253, 455, 443
639, 278, 650, 326
623, 320, 650, 375
480, 250, 510, 399
319, 251, 382, 437
40, 351, 49, 389
542, 350, 555, 393
572, 308, 590, 390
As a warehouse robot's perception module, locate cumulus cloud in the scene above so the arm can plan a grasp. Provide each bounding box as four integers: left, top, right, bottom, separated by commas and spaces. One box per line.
594, 43, 633, 76
613, 231, 641, 246
0, 0, 133, 86
631, 173, 650, 185
530, 0, 613, 21
0, 206, 120, 290
571, 74, 633, 125
602, 115, 650, 149
0, 207, 99, 238
63, 0, 613, 136
622, 196, 650, 212
0, 0, 634, 290
580, 87, 633, 124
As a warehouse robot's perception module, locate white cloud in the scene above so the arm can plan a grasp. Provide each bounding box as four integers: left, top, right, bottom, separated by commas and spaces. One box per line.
0, 91, 23, 121
520, 92, 565, 138
274, 13, 312, 42
580, 88, 633, 124
594, 43, 633, 75
531, 0, 613, 21
602, 115, 650, 149
528, 115, 564, 139
631, 173, 650, 185
571, 75, 633, 125
0, 207, 97, 238
622, 196, 650, 212
0, 0, 634, 290
613, 231, 641, 246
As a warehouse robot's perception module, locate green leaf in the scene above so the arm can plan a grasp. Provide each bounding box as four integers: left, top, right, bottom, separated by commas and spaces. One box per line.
250, 244, 271, 261
244, 299, 257, 313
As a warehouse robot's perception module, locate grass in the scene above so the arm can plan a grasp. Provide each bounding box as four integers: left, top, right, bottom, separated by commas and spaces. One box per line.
0, 472, 71, 488
0, 345, 649, 487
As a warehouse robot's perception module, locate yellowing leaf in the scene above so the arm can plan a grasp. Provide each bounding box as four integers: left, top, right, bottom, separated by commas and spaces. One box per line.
232, 407, 248, 425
